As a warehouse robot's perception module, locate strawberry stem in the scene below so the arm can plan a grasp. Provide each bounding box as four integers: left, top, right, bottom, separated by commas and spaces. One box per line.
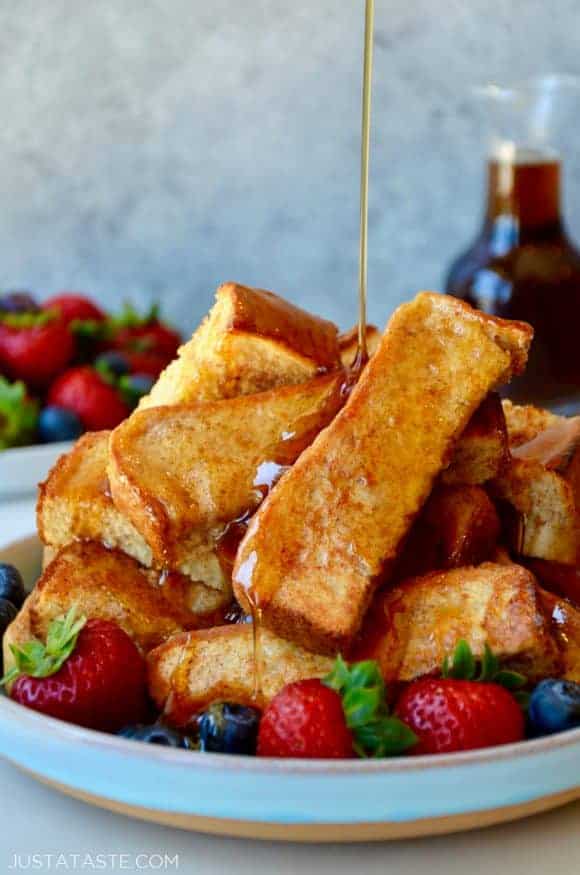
1, 606, 86, 687
324, 656, 417, 757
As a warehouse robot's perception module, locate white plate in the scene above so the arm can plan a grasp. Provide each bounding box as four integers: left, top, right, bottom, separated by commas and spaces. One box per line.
0, 442, 73, 499
0, 535, 579, 841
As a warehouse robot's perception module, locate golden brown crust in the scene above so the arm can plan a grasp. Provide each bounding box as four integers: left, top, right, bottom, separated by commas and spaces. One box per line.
502, 400, 562, 448
352, 563, 560, 684
147, 625, 333, 723
5, 543, 230, 667
233, 292, 533, 655
395, 484, 500, 579
139, 283, 341, 410
490, 458, 579, 564
223, 283, 339, 371
443, 394, 509, 485
108, 374, 346, 567
39, 542, 227, 636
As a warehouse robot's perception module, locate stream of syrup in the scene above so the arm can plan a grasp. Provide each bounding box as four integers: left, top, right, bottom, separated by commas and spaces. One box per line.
242, 0, 376, 702
166, 4, 377, 717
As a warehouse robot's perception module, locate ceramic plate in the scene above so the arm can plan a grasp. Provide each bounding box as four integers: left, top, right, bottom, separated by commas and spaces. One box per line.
0, 535, 579, 842
0, 442, 73, 499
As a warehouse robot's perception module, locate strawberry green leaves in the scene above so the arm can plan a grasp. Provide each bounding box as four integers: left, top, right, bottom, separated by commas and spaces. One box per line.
1, 607, 86, 687
0, 377, 39, 450
442, 639, 527, 692
324, 656, 417, 757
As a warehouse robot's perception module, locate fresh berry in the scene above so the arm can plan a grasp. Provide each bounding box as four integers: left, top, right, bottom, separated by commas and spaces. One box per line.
0, 378, 39, 450
0, 599, 18, 675
396, 678, 524, 755
528, 679, 580, 737
95, 350, 130, 378
0, 313, 75, 389
105, 303, 180, 376
43, 293, 105, 328
395, 641, 526, 755
0, 563, 26, 608
118, 723, 193, 749
124, 350, 171, 378
0, 291, 39, 314
258, 679, 354, 759
199, 703, 261, 755
4, 611, 149, 732
119, 373, 155, 408
258, 659, 417, 760
48, 366, 129, 431
38, 406, 83, 443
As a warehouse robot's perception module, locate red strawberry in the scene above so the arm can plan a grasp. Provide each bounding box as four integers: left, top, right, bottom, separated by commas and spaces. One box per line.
48, 366, 129, 430
258, 679, 354, 759
113, 321, 180, 360
105, 303, 180, 372
43, 293, 106, 327
4, 611, 149, 732
257, 658, 416, 759
124, 350, 170, 378
0, 313, 75, 389
396, 678, 525, 755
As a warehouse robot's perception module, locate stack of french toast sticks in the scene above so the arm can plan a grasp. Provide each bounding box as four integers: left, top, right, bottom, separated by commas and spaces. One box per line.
4, 284, 580, 724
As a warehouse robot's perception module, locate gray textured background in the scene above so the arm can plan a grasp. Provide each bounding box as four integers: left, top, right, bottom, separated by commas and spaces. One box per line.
1, 0, 579, 334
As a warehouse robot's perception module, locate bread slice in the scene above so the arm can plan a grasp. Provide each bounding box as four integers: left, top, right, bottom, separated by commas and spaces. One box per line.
394, 484, 500, 579
538, 589, 580, 682
338, 324, 381, 368
490, 458, 579, 564
108, 373, 345, 569
139, 283, 340, 410
352, 563, 560, 684
442, 393, 508, 485
147, 625, 333, 722
38, 432, 152, 565
38, 432, 229, 592
502, 400, 562, 448
2, 542, 231, 685
233, 292, 533, 655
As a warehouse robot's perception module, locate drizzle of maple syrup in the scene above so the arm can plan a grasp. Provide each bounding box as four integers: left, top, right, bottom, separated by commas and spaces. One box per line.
233, 0, 376, 703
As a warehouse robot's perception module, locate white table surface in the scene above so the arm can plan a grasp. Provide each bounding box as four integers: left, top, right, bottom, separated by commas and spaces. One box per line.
1, 497, 579, 874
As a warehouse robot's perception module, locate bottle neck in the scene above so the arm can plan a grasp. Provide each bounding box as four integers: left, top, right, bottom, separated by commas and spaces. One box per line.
484, 156, 563, 238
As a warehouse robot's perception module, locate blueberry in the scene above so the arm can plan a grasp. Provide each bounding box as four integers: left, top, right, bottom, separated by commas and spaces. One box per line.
0, 563, 26, 609
528, 679, 580, 736
117, 723, 193, 749
0, 598, 18, 674
0, 291, 39, 314
95, 351, 130, 378
199, 702, 260, 755
38, 406, 83, 443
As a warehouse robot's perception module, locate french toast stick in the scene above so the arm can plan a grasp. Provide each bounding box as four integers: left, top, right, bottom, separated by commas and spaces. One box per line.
38, 433, 229, 592
442, 393, 508, 485
502, 400, 562, 448
233, 292, 533, 655
147, 625, 333, 721
108, 373, 345, 568
490, 458, 579, 564
139, 283, 340, 410
352, 563, 560, 684
394, 484, 500, 579
2, 542, 230, 687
